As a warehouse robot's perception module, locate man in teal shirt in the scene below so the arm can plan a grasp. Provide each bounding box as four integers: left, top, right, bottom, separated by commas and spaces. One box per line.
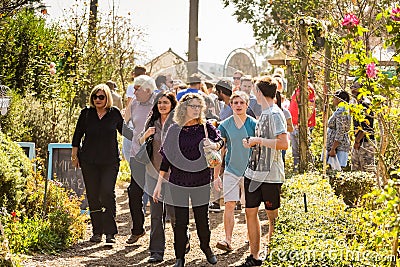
213, 91, 257, 252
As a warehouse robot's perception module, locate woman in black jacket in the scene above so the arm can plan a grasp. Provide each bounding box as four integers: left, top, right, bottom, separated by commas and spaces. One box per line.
72, 83, 130, 244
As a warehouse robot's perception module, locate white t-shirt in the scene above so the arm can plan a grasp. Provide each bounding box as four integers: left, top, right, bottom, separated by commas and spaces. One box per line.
244, 105, 287, 183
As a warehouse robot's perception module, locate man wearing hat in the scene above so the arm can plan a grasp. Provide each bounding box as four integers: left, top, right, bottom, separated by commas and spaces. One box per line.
176, 73, 205, 101
106, 80, 123, 110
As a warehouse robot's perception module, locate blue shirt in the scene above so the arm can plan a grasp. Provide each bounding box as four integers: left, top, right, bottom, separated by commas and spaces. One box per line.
218, 116, 257, 176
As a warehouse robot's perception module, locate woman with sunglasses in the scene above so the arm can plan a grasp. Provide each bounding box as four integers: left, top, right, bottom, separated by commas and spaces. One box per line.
72, 84, 130, 245
153, 93, 223, 267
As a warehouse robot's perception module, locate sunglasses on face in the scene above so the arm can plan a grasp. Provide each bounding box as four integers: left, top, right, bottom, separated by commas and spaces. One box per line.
92, 95, 106, 100
233, 77, 241, 80
232, 101, 246, 105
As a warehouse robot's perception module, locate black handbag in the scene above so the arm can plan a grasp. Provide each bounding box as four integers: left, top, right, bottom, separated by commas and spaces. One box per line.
134, 135, 153, 164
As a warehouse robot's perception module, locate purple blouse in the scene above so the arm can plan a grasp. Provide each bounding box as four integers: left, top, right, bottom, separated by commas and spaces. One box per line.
160, 121, 222, 187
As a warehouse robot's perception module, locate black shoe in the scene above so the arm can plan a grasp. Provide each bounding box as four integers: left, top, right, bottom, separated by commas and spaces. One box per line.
89, 233, 102, 243
126, 232, 145, 244
148, 255, 163, 263
203, 248, 217, 265
235, 202, 242, 212
174, 258, 185, 267
105, 234, 115, 244
236, 255, 263, 267
209, 202, 221, 213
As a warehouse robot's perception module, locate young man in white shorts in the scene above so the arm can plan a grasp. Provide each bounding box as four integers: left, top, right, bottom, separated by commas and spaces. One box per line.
213, 91, 257, 252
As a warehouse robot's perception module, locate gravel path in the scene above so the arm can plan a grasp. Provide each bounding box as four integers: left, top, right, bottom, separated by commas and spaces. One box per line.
21, 182, 270, 267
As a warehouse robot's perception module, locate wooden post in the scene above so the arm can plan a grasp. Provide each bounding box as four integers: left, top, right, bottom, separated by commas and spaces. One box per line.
298, 20, 309, 173
188, 0, 199, 76
322, 41, 332, 177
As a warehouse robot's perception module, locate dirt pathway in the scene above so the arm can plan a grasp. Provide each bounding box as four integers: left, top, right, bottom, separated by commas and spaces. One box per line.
21, 182, 270, 267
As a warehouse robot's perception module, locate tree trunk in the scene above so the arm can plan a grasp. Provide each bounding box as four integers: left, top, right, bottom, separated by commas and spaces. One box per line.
298, 21, 309, 173
322, 42, 332, 177
377, 114, 390, 186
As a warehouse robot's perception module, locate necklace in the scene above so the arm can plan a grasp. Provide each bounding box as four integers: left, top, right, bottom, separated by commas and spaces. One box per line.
97, 110, 106, 119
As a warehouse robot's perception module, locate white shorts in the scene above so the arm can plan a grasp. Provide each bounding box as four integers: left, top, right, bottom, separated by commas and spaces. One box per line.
223, 171, 243, 203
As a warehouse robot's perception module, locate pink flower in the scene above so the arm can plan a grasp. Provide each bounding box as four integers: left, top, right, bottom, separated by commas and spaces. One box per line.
366, 63, 378, 79
391, 7, 400, 22
341, 13, 360, 28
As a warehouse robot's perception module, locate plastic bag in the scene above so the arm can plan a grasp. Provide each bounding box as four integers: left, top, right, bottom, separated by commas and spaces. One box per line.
328, 155, 342, 171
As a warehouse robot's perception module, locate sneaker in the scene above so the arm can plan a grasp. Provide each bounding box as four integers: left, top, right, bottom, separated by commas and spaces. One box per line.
105, 234, 115, 244
209, 202, 221, 213
89, 233, 102, 243
236, 255, 262, 267
126, 232, 145, 244
235, 202, 242, 212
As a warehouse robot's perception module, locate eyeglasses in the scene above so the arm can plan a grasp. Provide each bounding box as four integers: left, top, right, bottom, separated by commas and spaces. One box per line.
92, 95, 106, 100
187, 104, 202, 109
233, 77, 241, 80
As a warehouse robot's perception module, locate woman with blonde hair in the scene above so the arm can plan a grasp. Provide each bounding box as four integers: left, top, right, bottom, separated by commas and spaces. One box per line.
153, 93, 223, 267
72, 84, 131, 244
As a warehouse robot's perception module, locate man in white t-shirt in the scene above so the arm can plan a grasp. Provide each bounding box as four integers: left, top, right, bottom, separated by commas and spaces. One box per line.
239, 76, 288, 267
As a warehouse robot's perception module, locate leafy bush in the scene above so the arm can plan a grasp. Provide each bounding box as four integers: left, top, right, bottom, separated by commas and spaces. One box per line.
0, 132, 32, 211
2, 173, 87, 254
0, 133, 86, 254
264, 173, 395, 267
1, 94, 80, 159
328, 171, 377, 206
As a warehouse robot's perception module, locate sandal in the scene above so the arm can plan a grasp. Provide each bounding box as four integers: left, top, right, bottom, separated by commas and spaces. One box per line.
216, 240, 233, 252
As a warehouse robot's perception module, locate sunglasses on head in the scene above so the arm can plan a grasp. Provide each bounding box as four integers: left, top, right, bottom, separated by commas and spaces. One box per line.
92, 95, 106, 100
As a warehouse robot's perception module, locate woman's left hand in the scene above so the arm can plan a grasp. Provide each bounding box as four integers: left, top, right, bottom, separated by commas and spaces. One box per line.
328, 149, 336, 157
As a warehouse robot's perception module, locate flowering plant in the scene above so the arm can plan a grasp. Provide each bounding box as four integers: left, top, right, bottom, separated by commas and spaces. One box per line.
390, 6, 400, 22
365, 62, 377, 79
341, 13, 360, 28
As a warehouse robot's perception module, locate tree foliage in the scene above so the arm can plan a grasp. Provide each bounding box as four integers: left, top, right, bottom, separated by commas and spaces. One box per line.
222, 0, 392, 51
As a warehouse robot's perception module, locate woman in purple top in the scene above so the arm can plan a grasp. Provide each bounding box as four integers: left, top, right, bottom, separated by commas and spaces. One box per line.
153, 93, 223, 267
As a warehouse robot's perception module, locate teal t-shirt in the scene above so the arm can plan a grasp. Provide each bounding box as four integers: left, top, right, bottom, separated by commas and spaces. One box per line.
218, 116, 257, 177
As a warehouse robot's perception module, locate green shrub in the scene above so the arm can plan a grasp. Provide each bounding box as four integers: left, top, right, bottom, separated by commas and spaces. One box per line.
1, 95, 79, 159
264, 173, 395, 267
117, 159, 131, 183
0, 132, 32, 211
2, 173, 87, 254
328, 171, 377, 206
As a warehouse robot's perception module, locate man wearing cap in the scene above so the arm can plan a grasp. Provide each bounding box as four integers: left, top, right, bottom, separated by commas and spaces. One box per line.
216, 79, 257, 121
106, 80, 123, 110
176, 73, 205, 101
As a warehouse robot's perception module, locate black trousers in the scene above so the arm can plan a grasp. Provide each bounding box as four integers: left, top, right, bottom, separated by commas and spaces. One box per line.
172, 185, 211, 259
80, 161, 119, 235
128, 157, 146, 235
